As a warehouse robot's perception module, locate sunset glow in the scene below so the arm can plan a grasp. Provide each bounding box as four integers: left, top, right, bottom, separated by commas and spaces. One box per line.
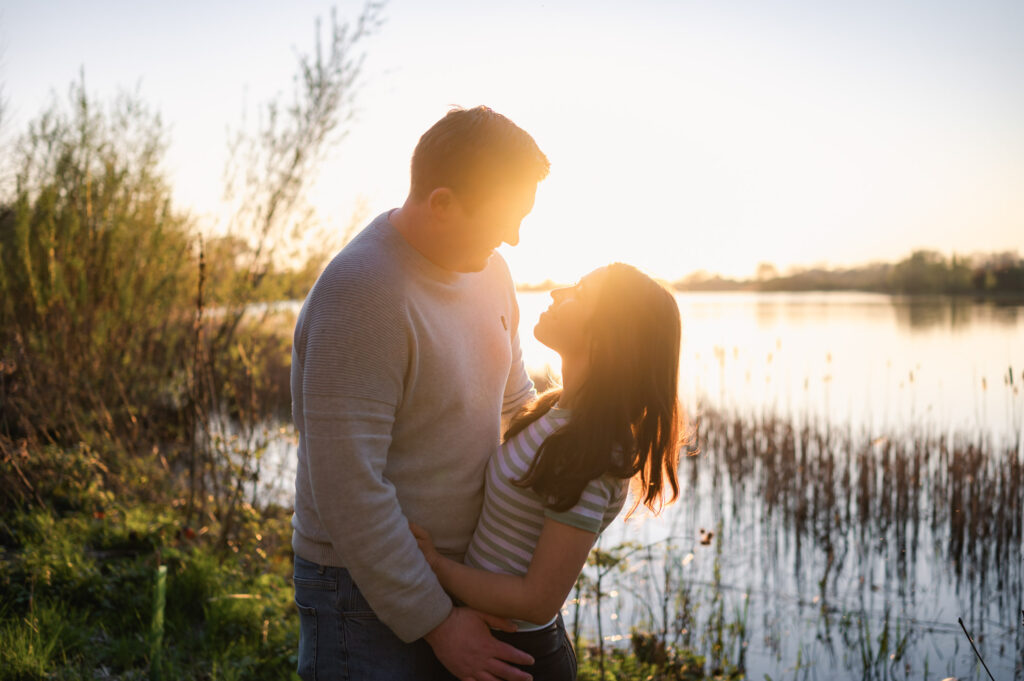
4, 1, 1022, 284
4, 3, 1024, 678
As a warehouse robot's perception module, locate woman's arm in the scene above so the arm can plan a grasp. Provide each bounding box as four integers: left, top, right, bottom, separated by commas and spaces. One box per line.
411, 519, 596, 625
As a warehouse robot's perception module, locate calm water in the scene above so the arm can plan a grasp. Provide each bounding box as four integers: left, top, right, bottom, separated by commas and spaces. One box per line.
264, 292, 1024, 679
518, 291, 1024, 442
516, 291, 1023, 680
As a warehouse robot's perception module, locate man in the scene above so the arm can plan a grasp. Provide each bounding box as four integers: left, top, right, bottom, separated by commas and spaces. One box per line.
290, 106, 550, 680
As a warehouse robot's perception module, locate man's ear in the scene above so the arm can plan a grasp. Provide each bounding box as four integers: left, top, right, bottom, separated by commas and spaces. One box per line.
427, 187, 455, 219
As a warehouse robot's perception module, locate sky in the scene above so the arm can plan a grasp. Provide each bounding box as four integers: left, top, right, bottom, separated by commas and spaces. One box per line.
3, 0, 1023, 283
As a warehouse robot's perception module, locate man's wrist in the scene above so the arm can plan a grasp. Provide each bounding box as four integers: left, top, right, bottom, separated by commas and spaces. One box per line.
423, 606, 456, 646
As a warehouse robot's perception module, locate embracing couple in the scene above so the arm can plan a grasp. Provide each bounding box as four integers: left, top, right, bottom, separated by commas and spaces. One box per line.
290, 107, 682, 681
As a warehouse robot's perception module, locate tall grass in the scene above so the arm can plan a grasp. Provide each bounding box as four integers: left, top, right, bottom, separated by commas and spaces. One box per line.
569, 405, 1023, 678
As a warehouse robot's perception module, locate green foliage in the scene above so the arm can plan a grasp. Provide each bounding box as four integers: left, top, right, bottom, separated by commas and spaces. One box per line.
0, 505, 298, 680
0, 601, 84, 681
0, 0, 384, 519
573, 629, 747, 680
576, 634, 712, 680
0, 77, 193, 456
0, 440, 117, 512
0, 8, 364, 520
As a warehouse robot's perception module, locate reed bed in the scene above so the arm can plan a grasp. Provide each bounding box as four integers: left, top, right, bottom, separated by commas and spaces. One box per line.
569, 407, 1024, 679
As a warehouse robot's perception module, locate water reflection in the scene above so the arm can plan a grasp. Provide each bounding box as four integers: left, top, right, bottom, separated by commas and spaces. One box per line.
516, 292, 1024, 440
893, 295, 953, 330
584, 411, 1024, 678
888, 295, 1022, 331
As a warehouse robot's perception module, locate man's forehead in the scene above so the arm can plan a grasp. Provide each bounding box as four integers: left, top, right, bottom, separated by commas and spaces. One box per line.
488, 180, 537, 206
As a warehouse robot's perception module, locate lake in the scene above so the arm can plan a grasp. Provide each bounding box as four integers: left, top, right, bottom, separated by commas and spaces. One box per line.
264, 291, 1024, 679
517, 291, 1023, 679
518, 291, 1023, 442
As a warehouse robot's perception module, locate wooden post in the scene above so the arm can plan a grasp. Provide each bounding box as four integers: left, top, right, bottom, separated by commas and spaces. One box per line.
150, 564, 167, 681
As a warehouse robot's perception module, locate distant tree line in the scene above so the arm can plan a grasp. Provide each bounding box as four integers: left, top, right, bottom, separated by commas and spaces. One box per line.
671, 250, 1024, 296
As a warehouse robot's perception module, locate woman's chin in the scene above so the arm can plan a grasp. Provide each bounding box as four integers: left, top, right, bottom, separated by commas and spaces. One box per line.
533, 323, 556, 351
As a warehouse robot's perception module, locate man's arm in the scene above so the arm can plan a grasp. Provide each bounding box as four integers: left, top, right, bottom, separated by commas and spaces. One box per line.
303, 403, 534, 679
299, 275, 452, 642
302, 395, 452, 638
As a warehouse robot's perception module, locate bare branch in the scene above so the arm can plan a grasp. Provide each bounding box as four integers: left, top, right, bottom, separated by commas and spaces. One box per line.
221, 1, 386, 299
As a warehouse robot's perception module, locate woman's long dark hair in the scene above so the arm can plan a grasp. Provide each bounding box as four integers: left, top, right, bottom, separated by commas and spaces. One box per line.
507, 263, 682, 516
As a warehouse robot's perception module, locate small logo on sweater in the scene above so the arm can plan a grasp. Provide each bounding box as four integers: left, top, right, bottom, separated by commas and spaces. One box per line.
500, 315, 508, 331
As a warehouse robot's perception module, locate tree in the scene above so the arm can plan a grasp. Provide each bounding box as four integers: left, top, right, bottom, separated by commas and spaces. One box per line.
186, 2, 386, 533
755, 262, 778, 282
214, 2, 385, 314
888, 250, 947, 294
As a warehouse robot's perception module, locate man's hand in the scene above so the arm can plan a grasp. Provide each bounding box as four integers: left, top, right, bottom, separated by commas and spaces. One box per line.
424, 606, 534, 681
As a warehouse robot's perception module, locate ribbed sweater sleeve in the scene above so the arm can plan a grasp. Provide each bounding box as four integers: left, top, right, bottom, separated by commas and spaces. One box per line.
296, 271, 452, 642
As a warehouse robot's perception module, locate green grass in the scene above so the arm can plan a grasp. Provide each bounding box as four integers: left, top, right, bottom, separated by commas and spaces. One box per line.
0, 504, 299, 681
0, 499, 736, 680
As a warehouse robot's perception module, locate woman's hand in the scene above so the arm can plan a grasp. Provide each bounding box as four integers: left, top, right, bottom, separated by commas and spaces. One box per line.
408, 521, 442, 569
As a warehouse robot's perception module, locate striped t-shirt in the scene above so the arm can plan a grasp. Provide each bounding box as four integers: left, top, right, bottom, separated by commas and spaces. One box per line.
464, 405, 629, 629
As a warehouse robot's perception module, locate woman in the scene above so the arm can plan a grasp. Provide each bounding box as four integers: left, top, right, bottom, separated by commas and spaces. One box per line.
411, 262, 682, 679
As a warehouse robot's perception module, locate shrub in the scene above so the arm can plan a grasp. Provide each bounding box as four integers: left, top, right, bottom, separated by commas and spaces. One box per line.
0, 79, 193, 461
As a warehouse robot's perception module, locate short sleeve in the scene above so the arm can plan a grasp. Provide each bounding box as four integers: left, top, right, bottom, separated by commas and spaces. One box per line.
544, 476, 623, 533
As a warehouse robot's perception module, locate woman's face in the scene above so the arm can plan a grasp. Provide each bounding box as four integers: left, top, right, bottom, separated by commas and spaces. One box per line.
533, 267, 607, 357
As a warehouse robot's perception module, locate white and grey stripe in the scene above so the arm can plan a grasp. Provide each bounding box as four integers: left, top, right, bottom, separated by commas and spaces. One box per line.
464, 406, 628, 629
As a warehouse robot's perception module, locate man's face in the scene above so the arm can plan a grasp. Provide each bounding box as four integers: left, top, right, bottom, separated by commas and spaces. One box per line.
445, 182, 537, 272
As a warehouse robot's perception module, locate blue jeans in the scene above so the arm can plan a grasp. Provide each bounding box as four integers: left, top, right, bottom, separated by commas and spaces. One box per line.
492, 615, 577, 681
293, 555, 456, 681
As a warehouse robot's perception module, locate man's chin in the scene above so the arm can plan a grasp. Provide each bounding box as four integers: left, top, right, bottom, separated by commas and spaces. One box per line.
457, 251, 494, 273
